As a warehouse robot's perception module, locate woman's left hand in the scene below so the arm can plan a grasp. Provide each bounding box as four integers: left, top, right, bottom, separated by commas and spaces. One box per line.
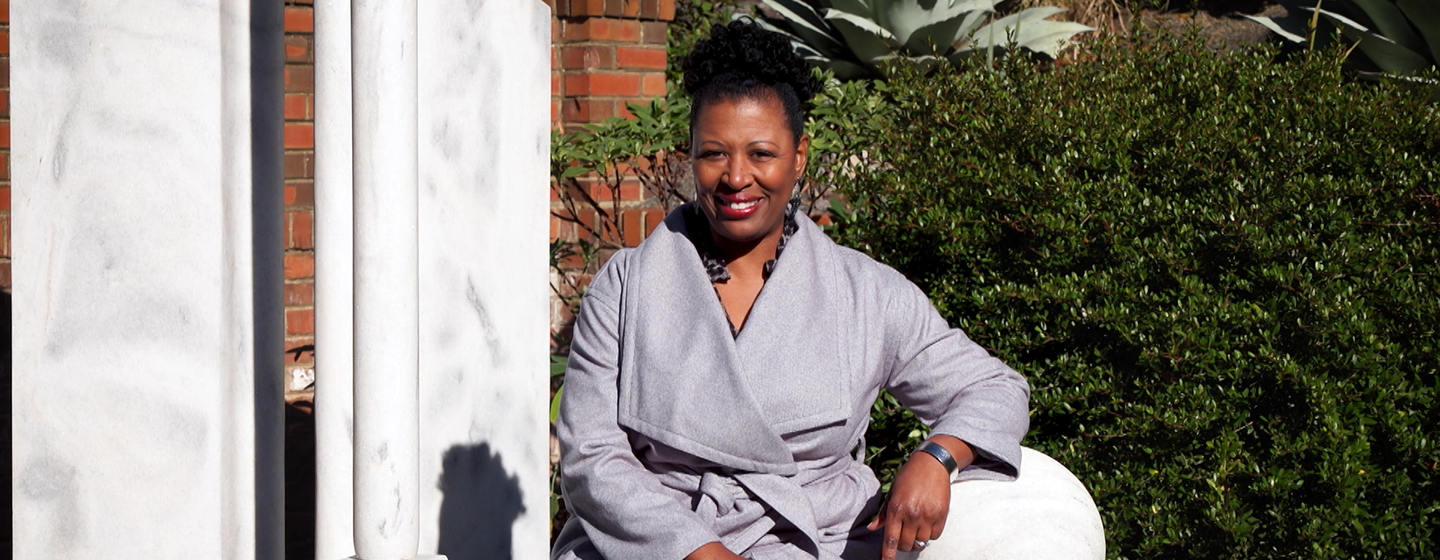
868, 436, 973, 560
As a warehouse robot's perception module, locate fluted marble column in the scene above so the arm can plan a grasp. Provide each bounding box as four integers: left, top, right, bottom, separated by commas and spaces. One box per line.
350, 0, 424, 558
314, 0, 550, 558
10, 0, 285, 557
314, 0, 357, 558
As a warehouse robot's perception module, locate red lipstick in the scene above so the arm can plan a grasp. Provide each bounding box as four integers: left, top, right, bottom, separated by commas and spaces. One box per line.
713, 192, 763, 219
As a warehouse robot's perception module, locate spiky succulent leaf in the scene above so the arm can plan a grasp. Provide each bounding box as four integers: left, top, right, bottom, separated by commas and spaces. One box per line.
828, 0, 873, 15
1342, 0, 1425, 51
881, 0, 996, 46
1397, 0, 1440, 63
1242, 13, 1308, 43
1302, 5, 1433, 71
827, 8, 904, 69
906, 14, 973, 55
903, 1, 995, 55
757, 0, 1088, 79
1341, 25, 1433, 72
1305, 4, 1378, 34
1250, 0, 1436, 75
969, 7, 1092, 57
761, 0, 849, 56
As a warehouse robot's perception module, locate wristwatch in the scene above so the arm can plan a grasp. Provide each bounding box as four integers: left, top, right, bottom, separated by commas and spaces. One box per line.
914, 441, 959, 479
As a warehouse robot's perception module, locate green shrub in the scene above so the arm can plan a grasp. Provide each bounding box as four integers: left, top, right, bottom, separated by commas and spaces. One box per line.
829, 36, 1440, 558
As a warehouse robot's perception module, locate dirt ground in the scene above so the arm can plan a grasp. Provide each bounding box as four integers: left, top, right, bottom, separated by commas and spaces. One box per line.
1137, 2, 1289, 52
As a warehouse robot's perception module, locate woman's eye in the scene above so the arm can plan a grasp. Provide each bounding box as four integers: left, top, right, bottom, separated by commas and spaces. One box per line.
700, 150, 725, 160
751, 151, 776, 160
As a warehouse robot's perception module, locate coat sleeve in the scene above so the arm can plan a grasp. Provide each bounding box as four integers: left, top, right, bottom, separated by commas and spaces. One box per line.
555, 254, 722, 559
880, 273, 1031, 481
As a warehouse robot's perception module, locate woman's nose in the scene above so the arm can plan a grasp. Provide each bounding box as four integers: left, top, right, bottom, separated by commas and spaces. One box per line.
721, 160, 751, 189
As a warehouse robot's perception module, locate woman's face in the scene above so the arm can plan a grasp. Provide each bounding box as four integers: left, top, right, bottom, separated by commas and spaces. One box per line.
691, 94, 809, 247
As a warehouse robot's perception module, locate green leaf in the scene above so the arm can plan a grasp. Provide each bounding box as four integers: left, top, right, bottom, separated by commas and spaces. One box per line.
759, 0, 849, 55
905, 6, 989, 55
968, 7, 1092, 57
826, 9, 903, 64
1336, 18, 1433, 72
1243, 14, 1309, 43
881, 0, 995, 46
1397, 0, 1440, 64
1343, 0, 1426, 52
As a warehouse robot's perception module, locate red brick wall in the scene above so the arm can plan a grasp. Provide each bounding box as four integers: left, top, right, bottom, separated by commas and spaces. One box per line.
283, 0, 317, 399
552, 0, 673, 126
2, 0, 11, 291
547, 0, 677, 338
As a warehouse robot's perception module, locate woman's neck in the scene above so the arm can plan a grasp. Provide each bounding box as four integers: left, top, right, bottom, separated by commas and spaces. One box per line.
711, 227, 783, 282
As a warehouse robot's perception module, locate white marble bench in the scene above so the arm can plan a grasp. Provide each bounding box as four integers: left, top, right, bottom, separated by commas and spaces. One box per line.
905, 447, 1105, 560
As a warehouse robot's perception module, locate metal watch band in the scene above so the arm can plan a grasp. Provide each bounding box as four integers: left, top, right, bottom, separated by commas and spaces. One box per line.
915, 441, 958, 475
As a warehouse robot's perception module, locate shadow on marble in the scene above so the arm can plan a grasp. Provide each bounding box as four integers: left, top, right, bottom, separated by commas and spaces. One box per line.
436, 442, 526, 560
3, 290, 11, 551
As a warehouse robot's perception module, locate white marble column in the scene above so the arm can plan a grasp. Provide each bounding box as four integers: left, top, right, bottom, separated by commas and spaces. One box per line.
313, 0, 551, 557
10, 0, 286, 558
350, 0, 423, 558
314, 0, 358, 558
416, 1, 552, 559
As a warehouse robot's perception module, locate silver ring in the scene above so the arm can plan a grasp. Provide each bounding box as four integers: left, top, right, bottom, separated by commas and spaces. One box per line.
913, 540, 928, 550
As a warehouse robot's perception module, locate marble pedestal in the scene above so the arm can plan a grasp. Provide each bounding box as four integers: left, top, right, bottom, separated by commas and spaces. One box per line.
9, 0, 286, 558
911, 448, 1106, 560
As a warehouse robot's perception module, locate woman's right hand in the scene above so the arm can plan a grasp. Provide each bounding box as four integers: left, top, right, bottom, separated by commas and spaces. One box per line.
685, 542, 745, 560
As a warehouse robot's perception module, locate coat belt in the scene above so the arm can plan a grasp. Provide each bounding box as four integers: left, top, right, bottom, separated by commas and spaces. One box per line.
661, 456, 863, 557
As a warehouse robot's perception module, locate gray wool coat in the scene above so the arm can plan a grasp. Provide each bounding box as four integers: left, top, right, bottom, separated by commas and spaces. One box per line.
552, 205, 1030, 560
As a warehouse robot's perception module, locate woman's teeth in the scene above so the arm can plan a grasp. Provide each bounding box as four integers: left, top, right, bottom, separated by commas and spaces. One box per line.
726, 199, 758, 211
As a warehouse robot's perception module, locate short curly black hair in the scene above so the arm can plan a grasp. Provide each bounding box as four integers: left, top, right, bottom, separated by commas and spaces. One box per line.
682, 20, 821, 144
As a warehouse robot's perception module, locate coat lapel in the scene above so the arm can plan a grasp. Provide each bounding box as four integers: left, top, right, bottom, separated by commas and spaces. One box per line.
617, 206, 795, 474
734, 216, 852, 435
615, 206, 853, 475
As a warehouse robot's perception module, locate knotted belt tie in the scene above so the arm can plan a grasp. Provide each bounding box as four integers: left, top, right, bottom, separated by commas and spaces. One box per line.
699, 471, 739, 516
675, 457, 864, 558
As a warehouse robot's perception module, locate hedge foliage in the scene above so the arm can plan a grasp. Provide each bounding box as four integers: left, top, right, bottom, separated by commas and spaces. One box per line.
827, 35, 1440, 558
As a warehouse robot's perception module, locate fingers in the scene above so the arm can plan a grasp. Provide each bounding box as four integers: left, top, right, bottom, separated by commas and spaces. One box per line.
881, 513, 936, 559
881, 509, 901, 560
876, 490, 949, 557
897, 519, 921, 553
912, 526, 933, 552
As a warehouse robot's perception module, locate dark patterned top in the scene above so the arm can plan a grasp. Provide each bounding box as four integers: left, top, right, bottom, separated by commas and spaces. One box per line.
685, 200, 801, 336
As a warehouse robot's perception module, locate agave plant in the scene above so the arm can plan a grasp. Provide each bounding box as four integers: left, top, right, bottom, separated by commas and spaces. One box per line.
752, 0, 1092, 79
1245, 0, 1440, 76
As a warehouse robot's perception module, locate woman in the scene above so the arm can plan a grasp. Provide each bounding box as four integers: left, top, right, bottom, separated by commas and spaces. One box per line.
552, 21, 1030, 560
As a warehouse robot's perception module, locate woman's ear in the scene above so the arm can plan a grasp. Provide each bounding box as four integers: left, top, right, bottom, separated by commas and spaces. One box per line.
795, 134, 811, 175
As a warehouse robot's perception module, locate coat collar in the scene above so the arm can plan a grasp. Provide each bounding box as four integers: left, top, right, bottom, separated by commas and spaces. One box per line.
616, 204, 853, 475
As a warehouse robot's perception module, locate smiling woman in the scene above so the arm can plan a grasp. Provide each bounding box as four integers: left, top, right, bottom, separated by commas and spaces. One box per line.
551, 21, 1033, 560
691, 95, 808, 331
692, 96, 805, 246
683, 22, 819, 333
